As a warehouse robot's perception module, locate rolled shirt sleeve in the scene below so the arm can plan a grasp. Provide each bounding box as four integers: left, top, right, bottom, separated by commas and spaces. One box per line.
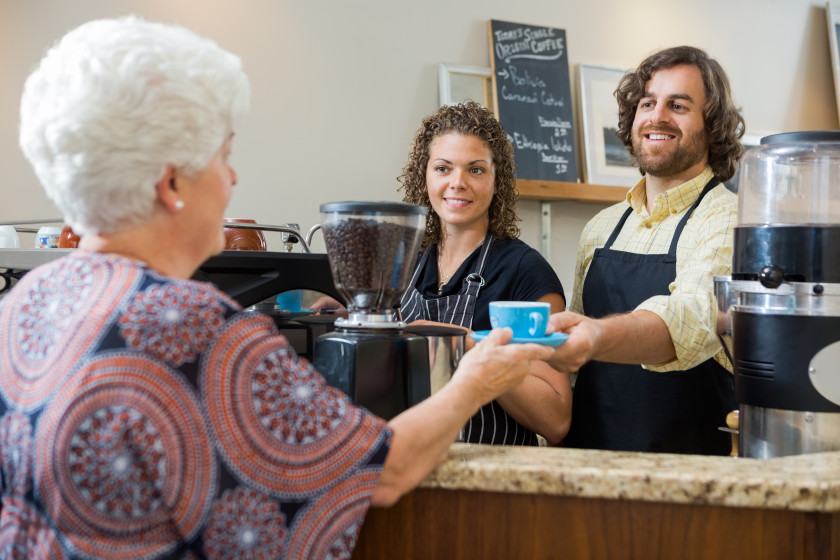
638, 185, 736, 372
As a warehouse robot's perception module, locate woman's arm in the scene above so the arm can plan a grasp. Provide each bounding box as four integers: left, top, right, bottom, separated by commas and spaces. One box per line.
370, 328, 553, 506
492, 292, 572, 445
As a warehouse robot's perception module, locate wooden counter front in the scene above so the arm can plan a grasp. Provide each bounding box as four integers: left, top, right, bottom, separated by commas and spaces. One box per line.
352, 444, 840, 560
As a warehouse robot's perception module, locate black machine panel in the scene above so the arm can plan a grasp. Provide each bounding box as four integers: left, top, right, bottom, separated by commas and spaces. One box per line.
192, 250, 341, 308
733, 226, 840, 283
313, 331, 430, 420
732, 311, 840, 412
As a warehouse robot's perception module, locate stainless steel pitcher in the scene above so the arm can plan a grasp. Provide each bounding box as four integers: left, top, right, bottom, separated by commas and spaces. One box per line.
403, 325, 466, 394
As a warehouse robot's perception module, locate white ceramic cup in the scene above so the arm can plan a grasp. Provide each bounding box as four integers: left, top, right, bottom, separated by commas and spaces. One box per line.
35, 226, 61, 248
0, 226, 20, 248
489, 301, 551, 338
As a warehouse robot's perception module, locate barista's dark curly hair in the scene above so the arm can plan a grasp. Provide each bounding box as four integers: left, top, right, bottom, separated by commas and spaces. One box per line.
615, 46, 745, 183
398, 101, 519, 250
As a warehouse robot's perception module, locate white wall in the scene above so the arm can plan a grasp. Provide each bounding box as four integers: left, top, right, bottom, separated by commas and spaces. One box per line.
1, 0, 835, 294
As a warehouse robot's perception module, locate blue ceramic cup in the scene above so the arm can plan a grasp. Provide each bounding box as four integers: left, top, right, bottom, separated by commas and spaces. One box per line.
276, 290, 304, 312
489, 301, 550, 338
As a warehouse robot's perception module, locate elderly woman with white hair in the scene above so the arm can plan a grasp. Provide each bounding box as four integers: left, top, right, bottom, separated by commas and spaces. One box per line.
0, 16, 552, 560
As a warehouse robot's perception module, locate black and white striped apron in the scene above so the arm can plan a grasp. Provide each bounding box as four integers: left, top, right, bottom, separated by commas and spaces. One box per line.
400, 233, 493, 328
399, 233, 539, 445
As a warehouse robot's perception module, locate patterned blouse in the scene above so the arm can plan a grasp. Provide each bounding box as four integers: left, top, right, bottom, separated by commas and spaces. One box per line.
0, 252, 391, 560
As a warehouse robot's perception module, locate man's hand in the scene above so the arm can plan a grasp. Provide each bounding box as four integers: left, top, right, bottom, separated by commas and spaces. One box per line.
543, 311, 599, 373
544, 309, 676, 371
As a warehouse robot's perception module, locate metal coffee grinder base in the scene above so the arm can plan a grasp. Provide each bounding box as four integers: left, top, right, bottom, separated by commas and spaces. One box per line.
740, 405, 840, 458
313, 329, 430, 420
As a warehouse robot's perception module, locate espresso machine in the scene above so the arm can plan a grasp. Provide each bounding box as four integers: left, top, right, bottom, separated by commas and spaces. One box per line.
192, 248, 343, 360
718, 131, 840, 458
312, 201, 433, 420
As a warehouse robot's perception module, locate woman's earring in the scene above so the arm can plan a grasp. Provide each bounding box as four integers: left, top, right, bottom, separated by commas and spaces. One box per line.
174, 200, 185, 210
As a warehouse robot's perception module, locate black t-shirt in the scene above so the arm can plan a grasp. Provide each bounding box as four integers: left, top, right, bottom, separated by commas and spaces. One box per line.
412, 237, 565, 330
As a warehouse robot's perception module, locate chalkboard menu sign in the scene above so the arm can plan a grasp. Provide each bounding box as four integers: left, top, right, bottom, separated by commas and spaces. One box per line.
488, 19, 579, 183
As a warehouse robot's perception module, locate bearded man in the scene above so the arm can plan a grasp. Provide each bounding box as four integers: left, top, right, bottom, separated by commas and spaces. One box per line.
546, 46, 745, 455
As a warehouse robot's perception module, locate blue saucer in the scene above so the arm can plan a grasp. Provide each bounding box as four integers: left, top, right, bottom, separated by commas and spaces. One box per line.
470, 330, 568, 348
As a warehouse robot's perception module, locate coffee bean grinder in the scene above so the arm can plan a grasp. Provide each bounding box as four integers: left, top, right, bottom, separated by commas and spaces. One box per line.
313, 201, 430, 420
718, 131, 840, 458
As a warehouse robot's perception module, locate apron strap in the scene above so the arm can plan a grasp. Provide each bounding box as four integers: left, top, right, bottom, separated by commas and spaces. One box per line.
406, 245, 431, 293
667, 178, 719, 256
398, 232, 494, 329
605, 177, 721, 254
462, 232, 493, 295
451, 232, 493, 329
604, 206, 634, 250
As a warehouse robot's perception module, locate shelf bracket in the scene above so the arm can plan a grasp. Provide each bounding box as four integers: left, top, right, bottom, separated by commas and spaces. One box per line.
540, 201, 551, 259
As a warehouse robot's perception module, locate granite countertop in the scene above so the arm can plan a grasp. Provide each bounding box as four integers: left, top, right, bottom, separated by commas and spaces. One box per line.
420, 443, 840, 512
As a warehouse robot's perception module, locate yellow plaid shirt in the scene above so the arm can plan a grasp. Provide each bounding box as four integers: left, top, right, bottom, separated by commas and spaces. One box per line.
570, 166, 736, 372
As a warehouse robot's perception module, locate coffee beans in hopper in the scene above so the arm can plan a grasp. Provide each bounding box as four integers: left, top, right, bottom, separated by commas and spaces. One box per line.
322, 218, 421, 311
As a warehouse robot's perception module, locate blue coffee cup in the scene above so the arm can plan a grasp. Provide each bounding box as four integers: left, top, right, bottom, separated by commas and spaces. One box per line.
489, 301, 550, 338
276, 290, 304, 312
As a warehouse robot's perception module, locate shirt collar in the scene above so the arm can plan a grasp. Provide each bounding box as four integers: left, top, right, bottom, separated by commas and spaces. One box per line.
626, 166, 715, 217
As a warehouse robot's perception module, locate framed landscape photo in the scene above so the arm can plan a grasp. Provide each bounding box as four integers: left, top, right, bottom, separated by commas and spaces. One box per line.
438, 64, 493, 111
826, 2, 840, 125
578, 64, 639, 187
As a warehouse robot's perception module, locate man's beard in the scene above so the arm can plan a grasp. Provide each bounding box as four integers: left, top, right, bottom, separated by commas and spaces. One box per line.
631, 125, 709, 178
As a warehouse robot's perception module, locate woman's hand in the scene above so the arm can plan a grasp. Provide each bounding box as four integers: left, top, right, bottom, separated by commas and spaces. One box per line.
309, 295, 345, 314
448, 328, 553, 405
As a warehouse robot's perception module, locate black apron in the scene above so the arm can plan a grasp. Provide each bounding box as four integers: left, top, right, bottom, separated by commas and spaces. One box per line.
563, 178, 736, 455
399, 233, 539, 446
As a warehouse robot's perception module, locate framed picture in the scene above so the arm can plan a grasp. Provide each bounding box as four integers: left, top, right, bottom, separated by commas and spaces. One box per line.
826, 2, 840, 125
438, 64, 494, 111
578, 64, 639, 187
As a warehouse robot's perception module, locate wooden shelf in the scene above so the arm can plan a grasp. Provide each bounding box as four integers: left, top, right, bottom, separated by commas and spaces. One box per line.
517, 179, 628, 204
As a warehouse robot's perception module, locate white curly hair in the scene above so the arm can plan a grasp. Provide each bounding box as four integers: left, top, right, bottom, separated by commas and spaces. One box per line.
19, 16, 251, 235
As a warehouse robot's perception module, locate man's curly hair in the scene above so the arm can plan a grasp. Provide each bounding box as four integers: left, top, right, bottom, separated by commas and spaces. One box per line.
615, 46, 745, 183
398, 101, 519, 249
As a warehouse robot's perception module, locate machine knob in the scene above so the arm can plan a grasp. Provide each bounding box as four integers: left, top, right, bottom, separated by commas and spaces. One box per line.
758, 265, 785, 289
